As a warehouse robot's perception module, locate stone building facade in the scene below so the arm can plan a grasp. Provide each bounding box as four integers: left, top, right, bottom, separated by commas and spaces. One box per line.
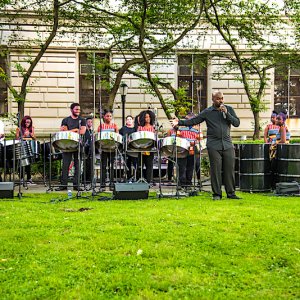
1, 13, 299, 139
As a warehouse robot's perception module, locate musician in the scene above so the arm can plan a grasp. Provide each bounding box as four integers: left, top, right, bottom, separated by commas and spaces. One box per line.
269, 111, 290, 189
276, 112, 290, 144
119, 115, 137, 179
98, 109, 118, 189
171, 91, 241, 200
83, 117, 94, 184
264, 111, 279, 144
136, 110, 156, 184
56, 103, 86, 191
176, 112, 200, 188
16, 115, 36, 185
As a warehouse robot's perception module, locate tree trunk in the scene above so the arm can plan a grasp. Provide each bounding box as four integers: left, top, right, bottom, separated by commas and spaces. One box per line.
253, 111, 261, 140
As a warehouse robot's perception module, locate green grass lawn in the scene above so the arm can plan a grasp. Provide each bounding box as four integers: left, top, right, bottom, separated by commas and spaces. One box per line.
0, 191, 299, 299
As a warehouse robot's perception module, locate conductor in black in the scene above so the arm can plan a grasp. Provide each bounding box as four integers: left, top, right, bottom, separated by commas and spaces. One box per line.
56, 103, 86, 191
171, 91, 241, 200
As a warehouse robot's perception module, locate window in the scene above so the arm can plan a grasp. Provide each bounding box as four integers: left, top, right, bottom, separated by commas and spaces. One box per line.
274, 66, 300, 118
178, 54, 207, 113
0, 54, 8, 116
79, 52, 109, 116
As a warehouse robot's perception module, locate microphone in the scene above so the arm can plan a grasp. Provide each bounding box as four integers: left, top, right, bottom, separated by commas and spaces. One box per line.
220, 104, 226, 119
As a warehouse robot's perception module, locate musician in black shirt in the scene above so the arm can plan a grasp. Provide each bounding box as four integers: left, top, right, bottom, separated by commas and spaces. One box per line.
171, 91, 241, 200
55, 103, 86, 191
83, 117, 94, 184
119, 115, 137, 179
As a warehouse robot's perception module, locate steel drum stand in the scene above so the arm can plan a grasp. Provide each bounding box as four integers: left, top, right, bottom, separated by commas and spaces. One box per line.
115, 141, 128, 183
89, 128, 98, 196
42, 139, 47, 187
47, 134, 54, 192
157, 131, 186, 199
137, 151, 148, 184
135, 138, 157, 185
75, 132, 83, 198
196, 139, 203, 191
125, 137, 138, 182
189, 142, 199, 197
173, 132, 184, 198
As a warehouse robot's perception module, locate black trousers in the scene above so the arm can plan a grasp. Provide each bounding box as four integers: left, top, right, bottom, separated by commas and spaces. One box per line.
101, 151, 115, 186
126, 155, 137, 179
195, 155, 200, 180
20, 165, 31, 181
84, 155, 93, 183
61, 151, 79, 188
177, 155, 194, 186
208, 147, 235, 197
167, 158, 174, 180
137, 153, 154, 183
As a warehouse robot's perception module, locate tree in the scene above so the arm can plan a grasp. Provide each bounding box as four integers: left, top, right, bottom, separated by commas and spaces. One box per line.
70, 0, 205, 119
203, 0, 300, 139
0, 0, 73, 118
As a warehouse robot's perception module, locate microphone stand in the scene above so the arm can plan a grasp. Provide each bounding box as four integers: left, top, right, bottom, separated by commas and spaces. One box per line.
98, 75, 104, 191
174, 128, 181, 199
90, 125, 98, 196
190, 139, 198, 196
197, 127, 203, 192
76, 120, 82, 198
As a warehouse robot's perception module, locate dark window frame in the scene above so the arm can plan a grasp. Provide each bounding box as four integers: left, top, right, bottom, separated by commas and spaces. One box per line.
78, 52, 109, 117
0, 52, 8, 116
274, 66, 300, 118
177, 54, 208, 113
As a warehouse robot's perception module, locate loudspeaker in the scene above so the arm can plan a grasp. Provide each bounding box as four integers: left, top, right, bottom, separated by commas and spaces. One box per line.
113, 182, 149, 200
0, 182, 14, 199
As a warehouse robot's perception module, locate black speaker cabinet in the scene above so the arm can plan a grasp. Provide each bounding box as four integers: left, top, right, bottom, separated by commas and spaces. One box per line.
113, 182, 149, 200
0, 182, 14, 199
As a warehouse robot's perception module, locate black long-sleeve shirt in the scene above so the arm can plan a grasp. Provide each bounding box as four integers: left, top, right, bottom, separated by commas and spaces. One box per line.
178, 105, 240, 150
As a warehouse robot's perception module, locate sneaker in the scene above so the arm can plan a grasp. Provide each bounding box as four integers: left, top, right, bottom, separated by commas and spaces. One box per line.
27, 179, 36, 185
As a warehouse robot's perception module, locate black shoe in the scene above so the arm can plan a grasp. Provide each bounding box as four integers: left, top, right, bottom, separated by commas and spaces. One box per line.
55, 186, 67, 191
227, 194, 242, 200
212, 195, 222, 200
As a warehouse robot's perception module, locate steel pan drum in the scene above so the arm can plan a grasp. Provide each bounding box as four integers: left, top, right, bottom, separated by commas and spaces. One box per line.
239, 144, 271, 192
41, 142, 63, 161
1, 140, 32, 166
277, 144, 300, 183
1, 140, 20, 160
95, 132, 123, 152
52, 131, 79, 152
159, 136, 190, 158
128, 131, 156, 150
26, 140, 40, 162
